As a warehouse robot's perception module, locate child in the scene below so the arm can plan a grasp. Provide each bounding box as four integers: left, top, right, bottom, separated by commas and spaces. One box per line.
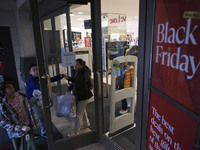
0, 81, 37, 150
26, 64, 67, 138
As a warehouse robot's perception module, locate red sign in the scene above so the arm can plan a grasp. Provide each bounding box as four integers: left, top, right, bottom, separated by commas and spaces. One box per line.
85, 37, 91, 47
152, 0, 200, 114
109, 15, 126, 24
147, 91, 198, 150
0, 61, 4, 72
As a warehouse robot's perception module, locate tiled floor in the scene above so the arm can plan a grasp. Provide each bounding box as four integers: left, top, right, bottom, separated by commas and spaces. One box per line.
51, 93, 92, 137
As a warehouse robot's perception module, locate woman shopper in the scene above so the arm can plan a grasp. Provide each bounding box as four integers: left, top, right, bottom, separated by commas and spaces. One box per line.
67, 59, 93, 136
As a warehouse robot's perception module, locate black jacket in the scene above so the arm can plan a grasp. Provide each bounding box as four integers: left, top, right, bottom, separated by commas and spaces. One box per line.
70, 66, 93, 101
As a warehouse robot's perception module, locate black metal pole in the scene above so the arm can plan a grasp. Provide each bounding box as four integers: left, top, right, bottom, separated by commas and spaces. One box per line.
66, 4, 74, 77
41, 21, 50, 75
66, 4, 73, 53
91, 0, 103, 140
51, 17, 62, 94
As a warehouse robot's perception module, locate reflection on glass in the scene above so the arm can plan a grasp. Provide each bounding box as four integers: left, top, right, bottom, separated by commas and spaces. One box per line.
41, 3, 95, 142
43, 19, 52, 30
104, 19, 139, 148
115, 61, 134, 91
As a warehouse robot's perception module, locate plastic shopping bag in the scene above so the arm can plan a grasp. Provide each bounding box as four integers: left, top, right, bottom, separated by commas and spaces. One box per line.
32, 89, 43, 108
56, 92, 76, 117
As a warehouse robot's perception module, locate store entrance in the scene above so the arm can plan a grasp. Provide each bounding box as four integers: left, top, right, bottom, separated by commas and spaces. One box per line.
29, 0, 104, 150
29, 0, 141, 149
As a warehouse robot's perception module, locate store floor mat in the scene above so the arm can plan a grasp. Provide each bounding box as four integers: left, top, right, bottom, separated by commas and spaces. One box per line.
111, 127, 136, 150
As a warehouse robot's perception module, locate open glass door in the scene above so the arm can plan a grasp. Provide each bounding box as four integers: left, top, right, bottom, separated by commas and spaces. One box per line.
29, 0, 103, 149
99, 0, 140, 149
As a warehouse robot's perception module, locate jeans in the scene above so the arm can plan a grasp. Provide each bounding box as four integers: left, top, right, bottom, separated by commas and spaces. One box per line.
12, 130, 36, 150
32, 104, 46, 135
122, 99, 127, 110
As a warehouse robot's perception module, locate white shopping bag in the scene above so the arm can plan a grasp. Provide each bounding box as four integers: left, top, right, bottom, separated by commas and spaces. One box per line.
32, 89, 43, 108
56, 92, 76, 117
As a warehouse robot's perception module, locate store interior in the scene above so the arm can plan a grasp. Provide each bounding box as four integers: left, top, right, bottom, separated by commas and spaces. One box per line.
41, 0, 139, 149
43, 0, 139, 78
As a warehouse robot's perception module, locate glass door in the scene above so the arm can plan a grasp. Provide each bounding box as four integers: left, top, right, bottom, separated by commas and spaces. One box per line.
29, 0, 103, 149
100, 0, 140, 150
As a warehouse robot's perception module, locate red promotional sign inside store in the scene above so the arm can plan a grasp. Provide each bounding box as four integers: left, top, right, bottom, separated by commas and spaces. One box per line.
152, 0, 200, 114
85, 37, 91, 47
147, 91, 198, 150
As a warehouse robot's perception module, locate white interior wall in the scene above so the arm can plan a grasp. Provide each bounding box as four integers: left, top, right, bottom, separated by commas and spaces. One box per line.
0, 0, 36, 90
18, 10, 36, 57
71, 0, 139, 38
126, 16, 139, 37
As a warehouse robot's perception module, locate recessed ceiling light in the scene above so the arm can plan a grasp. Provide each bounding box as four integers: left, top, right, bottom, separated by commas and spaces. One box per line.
77, 18, 84, 21
70, 14, 75, 16
78, 12, 83, 14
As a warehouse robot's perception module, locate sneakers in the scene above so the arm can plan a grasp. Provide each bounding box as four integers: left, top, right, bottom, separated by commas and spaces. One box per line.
119, 109, 128, 115
80, 121, 90, 129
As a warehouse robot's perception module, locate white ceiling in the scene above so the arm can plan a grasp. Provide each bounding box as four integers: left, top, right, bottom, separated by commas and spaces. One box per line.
69, 0, 139, 35
0, 0, 139, 36
71, 0, 139, 16
101, 0, 139, 16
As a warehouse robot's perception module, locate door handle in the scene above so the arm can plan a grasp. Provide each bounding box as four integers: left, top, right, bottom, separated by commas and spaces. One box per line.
41, 74, 53, 108
95, 71, 102, 99
102, 70, 109, 98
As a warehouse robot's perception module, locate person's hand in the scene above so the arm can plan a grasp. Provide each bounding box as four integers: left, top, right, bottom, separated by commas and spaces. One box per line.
62, 74, 69, 80
22, 126, 31, 132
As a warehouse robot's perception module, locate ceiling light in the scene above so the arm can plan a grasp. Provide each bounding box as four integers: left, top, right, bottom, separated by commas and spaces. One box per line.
77, 18, 84, 21
70, 14, 75, 16
78, 12, 83, 15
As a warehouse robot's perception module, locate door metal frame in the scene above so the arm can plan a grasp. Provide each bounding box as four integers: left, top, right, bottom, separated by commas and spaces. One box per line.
135, 0, 155, 149
29, 0, 55, 149
29, 0, 106, 149
135, 0, 200, 150
30, 0, 152, 149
